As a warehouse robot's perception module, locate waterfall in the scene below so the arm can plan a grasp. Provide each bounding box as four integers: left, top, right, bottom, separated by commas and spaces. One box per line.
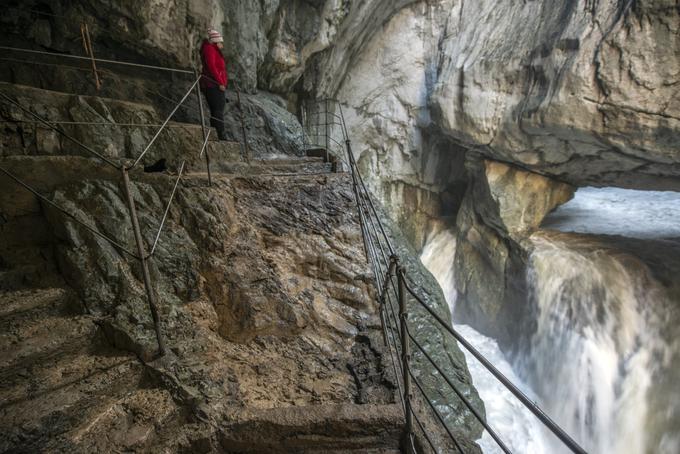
519, 234, 679, 454
421, 230, 550, 453
420, 228, 680, 454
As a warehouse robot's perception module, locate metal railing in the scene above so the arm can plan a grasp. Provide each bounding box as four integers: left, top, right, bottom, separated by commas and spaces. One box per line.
316, 99, 588, 453
0, 47, 221, 358
0, 44, 253, 163
300, 98, 349, 170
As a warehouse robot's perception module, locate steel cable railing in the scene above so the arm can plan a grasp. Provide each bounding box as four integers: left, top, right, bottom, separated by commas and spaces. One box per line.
314, 98, 589, 453
301, 99, 352, 170
127, 74, 202, 170
0, 92, 120, 168
0, 48, 224, 358
0, 165, 139, 260
0, 45, 194, 75
3, 47, 253, 166
1, 46, 225, 130
407, 327, 511, 454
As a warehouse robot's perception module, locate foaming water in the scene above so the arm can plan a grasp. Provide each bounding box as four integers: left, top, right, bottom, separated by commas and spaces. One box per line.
420, 229, 679, 454
519, 234, 679, 454
542, 187, 680, 239
421, 230, 549, 453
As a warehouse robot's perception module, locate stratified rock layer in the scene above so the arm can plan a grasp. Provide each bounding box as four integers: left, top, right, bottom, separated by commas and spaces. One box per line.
4, 0, 677, 226
0, 83, 483, 452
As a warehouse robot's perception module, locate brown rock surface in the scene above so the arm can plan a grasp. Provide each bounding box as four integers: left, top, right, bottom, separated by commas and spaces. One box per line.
0, 134, 407, 452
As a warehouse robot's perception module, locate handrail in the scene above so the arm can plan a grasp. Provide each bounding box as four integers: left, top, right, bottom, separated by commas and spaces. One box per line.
0, 46, 194, 74
402, 277, 586, 453
0, 120, 206, 128
0, 52, 218, 358
128, 75, 202, 169
0, 91, 120, 169
411, 407, 438, 453
147, 128, 211, 257
148, 162, 186, 257
0, 53, 228, 133
0, 165, 139, 260
323, 96, 589, 454
407, 328, 512, 454
346, 145, 396, 256
409, 365, 465, 453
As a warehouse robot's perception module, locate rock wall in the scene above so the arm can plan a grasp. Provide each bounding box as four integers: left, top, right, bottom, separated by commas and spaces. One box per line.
431, 0, 680, 191
453, 158, 574, 349
0, 152, 407, 451
4, 1, 678, 192
2, 1, 678, 447
329, 1, 467, 249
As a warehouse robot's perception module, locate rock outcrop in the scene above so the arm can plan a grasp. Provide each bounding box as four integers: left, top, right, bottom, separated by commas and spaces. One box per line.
0, 154, 406, 451
5, 1, 677, 237
453, 158, 575, 348
3, 0, 677, 450
431, 0, 680, 191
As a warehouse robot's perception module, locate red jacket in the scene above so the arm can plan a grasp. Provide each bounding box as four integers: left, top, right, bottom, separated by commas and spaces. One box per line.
200, 40, 227, 89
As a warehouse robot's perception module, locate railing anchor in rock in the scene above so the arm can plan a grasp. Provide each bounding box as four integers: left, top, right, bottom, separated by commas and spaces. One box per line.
121, 165, 167, 357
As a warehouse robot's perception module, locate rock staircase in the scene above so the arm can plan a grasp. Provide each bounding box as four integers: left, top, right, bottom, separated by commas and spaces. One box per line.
0, 250, 180, 452
0, 81, 335, 178
0, 83, 404, 452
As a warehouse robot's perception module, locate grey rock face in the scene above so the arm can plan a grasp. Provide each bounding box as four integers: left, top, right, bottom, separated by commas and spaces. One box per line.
453, 159, 575, 348
0, 81, 304, 165
381, 209, 486, 448
7, 1, 676, 193
0, 153, 406, 450
430, 0, 680, 190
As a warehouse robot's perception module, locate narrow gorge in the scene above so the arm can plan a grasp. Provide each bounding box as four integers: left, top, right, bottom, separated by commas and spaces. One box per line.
1, 0, 679, 453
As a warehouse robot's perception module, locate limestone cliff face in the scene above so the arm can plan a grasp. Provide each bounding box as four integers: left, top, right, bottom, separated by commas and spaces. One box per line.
0, 80, 485, 450
3, 0, 676, 375
2, 0, 677, 449
7, 1, 676, 205
431, 0, 680, 191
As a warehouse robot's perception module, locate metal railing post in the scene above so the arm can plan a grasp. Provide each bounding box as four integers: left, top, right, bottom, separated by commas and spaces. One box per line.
378, 257, 398, 346
398, 264, 414, 450
121, 166, 167, 357
325, 99, 330, 163
80, 23, 101, 90
194, 68, 211, 186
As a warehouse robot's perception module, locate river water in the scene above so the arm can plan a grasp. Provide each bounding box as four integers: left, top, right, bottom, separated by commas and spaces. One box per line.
421, 230, 551, 453
419, 187, 680, 454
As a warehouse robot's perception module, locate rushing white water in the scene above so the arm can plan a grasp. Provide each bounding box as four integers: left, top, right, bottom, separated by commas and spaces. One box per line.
421, 230, 550, 453
420, 226, 679, 454
519, 235, 678, 454
542, 187, 680, 239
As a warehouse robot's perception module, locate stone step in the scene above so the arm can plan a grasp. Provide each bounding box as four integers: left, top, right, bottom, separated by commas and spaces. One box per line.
0, 334, 137, 412
0, 263, 62, 292
211, 159, 333, 175
0, 287, 77, 329
0, 284, 170, 453
0, 82, 306, 172
0, 313, 96, 374
0, 352, 147, 452
218, 403, 404, 452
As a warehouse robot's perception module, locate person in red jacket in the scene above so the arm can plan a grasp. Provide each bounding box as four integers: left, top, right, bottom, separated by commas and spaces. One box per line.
200, 29, 228, 140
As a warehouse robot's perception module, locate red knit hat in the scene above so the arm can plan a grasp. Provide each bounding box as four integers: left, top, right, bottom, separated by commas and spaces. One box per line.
208, 29, 223, 43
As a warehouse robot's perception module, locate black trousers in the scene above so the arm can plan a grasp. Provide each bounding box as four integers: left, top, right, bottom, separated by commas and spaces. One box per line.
203, 86, 226, 140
